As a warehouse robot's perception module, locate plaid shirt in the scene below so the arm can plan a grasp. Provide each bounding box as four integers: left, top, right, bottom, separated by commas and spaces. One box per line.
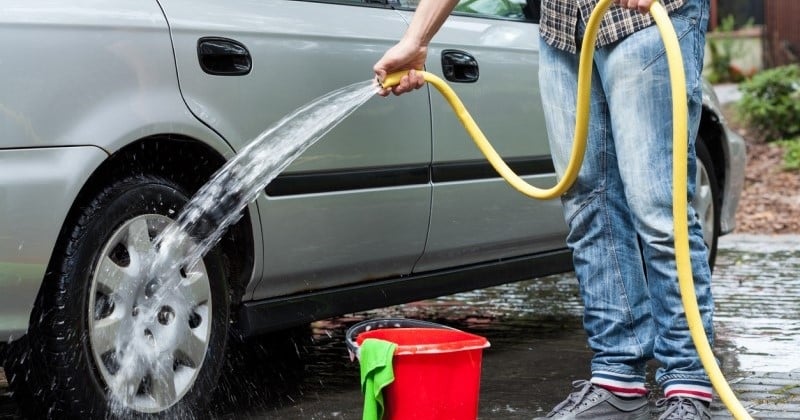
540, 0, 685, 53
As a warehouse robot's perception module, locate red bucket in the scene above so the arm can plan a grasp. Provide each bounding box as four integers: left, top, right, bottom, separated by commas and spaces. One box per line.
351, 320, 490, 420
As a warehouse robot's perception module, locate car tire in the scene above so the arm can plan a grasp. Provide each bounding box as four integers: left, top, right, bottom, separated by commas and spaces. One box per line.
13, 174, 229, 419
693, 139, 721, 270
2, 336, 40, 420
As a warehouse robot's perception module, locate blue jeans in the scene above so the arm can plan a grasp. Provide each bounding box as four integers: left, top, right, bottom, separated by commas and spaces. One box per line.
538, 0, 713, 390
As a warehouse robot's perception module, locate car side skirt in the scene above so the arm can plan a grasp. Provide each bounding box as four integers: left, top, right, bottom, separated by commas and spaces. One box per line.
236, 248, 573, 337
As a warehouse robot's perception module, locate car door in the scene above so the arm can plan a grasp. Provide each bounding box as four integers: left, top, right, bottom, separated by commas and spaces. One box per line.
396, 0, 569, 272
158, 0, 433, 299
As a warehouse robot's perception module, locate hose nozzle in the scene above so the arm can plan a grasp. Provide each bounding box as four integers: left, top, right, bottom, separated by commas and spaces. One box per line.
379, 70, 412, 89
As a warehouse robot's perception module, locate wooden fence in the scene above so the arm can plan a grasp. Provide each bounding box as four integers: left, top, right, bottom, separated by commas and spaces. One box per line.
763, 0, 800, 67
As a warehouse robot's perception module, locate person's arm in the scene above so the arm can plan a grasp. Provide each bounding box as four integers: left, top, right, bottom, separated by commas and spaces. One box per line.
373, 0, 459, 96
403, 0, 461, 47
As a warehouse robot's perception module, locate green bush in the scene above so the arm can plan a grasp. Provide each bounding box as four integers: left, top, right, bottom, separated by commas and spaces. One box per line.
777, 138, 800, 171
736, 64, 800, 142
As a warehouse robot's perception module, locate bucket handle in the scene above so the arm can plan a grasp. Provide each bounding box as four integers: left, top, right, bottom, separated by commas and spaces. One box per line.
345, 318, 457, 361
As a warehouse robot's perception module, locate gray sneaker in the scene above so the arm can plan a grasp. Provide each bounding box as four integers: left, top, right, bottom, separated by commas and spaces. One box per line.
534, 380, 650, 419
656, 397, 711, 420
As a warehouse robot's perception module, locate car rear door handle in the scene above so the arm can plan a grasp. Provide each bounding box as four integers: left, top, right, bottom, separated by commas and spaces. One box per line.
197, 37, 252, 76
441, 50, 479, 83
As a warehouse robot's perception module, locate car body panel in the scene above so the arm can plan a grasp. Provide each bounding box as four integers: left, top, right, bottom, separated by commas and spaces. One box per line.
158, 0, 433, 298
701, 81, 746, 235
406, 12, 568, 271
0, 0, 746, 345
717, 126, 746, 234
0, 146, 107, 339
0, 1, 264, 340
0, 1, 236, 156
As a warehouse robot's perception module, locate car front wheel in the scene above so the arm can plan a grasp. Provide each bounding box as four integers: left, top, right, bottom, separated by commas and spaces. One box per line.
693, 139, 721, 270
14, 174, 229, 418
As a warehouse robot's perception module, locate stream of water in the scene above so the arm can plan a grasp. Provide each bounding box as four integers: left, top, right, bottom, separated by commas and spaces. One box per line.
108, 79, 379, 410
153, 79, 379, 273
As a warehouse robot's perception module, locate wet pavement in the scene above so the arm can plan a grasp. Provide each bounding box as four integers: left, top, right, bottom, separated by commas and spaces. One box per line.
1, 234, 798, 419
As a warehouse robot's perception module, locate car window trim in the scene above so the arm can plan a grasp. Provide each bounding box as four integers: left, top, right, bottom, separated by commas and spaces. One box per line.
289, 0, 395, 9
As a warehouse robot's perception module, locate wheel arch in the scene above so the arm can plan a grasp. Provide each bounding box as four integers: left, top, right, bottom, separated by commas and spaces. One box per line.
41, 135, 257, 313
698, 105, 728, 204
11, 140, 251, 417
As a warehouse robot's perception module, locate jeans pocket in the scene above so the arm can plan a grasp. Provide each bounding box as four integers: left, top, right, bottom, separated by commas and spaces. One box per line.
641, 13, 696, 71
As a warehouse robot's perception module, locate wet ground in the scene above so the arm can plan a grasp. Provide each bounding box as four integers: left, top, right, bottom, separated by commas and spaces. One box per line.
1, 234, 798, 419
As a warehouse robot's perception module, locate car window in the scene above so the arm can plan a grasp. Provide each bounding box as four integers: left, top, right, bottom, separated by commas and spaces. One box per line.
455, 0, 527, 20
391, 0, 538, 22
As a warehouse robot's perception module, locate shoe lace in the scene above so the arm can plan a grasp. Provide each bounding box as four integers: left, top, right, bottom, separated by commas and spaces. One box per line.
547, 380, 598, 416
656, 397, 708, 419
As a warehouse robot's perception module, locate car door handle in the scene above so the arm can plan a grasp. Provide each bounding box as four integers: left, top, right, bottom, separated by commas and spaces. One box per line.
197, 37, 252, 76
441, 50, 479, 83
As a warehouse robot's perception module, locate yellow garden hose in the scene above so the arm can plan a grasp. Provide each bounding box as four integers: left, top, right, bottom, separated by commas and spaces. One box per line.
381, 0, 752, 418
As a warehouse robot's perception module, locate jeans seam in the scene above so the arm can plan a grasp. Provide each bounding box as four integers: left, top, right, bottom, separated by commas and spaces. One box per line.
602, 194, 645, 357
600, 100, 647, 359
690, 0, 708, 84
564, 89, 608, 227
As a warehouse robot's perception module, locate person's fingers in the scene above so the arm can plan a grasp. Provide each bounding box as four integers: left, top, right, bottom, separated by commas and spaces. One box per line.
374, 69, 391, 97
373, 41, 427, 96
392, 73, 414, 95
410, 69, 425, 89
405, 69, 423, 92
386, 69, 424, 96
612, 0, 652, 14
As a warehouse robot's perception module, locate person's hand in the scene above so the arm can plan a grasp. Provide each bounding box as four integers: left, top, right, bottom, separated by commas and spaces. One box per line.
373, 38, 428, 97
613, 0, 654, 14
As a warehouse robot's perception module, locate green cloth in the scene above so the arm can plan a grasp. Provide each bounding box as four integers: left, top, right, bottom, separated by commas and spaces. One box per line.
359, 338, 397, 420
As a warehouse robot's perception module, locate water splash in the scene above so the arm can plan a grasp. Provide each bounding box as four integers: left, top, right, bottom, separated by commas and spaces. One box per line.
154, 79, 380, 273
104, 79, 379, 412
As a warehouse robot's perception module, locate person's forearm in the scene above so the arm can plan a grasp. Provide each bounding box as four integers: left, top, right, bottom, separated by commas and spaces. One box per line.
403, 0, 460, 46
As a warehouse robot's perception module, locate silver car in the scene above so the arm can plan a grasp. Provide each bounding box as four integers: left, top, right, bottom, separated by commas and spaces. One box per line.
0, 0, 744, 417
